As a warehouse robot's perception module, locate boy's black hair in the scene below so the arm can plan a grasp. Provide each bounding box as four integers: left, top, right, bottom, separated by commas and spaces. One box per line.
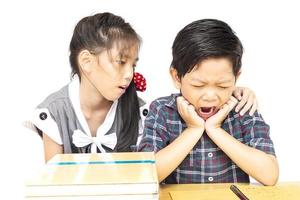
171, 19, 243, 77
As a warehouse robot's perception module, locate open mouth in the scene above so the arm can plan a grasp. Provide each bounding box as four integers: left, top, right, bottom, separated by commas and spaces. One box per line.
197, 106, 218, 120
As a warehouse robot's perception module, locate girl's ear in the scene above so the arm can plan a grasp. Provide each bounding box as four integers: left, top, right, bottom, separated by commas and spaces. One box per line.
169, 67, 181, 89
78, 50, 93, 74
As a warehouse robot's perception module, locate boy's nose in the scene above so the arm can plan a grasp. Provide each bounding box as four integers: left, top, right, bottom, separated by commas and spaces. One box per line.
201, 90, 218, 102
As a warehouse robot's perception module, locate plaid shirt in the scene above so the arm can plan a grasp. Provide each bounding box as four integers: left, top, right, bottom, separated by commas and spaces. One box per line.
138, 94, 276, 184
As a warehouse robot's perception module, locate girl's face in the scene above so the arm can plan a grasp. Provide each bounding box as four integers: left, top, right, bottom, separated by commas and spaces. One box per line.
88, 43, 139, 101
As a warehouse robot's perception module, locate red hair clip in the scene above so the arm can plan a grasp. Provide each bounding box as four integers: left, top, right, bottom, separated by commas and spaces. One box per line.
133, 72, 146, 92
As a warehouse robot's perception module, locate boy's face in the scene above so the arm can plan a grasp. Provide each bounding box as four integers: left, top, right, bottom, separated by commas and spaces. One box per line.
171, 57, 239, 120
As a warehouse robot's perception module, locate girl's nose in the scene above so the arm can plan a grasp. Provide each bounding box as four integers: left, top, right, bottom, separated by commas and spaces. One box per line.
123, 64, 134, 82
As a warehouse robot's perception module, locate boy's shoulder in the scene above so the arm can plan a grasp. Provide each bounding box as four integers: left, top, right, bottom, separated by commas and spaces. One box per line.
149, 93, 179, 111
226, 109, 267, 126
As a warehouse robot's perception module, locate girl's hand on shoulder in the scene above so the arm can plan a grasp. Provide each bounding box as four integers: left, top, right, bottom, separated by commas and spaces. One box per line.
176, 96, 205, 131
205, 96, 238, 133
233, 87, 258, 116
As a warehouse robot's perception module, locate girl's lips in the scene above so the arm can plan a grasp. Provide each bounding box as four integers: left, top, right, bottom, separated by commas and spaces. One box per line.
118, 86, 128, 94
197, 106, 218, 120
119, 85, 128, 89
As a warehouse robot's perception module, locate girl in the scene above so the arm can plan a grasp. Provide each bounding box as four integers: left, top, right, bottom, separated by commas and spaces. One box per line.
26, 12, 257, 162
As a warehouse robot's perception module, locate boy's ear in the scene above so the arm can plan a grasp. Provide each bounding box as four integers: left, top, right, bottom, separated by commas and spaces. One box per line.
78, 50, 93, 74
235, 70, 242, 82
169, 67, 181, 89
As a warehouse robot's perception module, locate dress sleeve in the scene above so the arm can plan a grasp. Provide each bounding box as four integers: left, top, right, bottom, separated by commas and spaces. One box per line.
26, 108, 63, 145
137, 100, 169, 153
241, 111, 276, 156
137, 101, 150, 145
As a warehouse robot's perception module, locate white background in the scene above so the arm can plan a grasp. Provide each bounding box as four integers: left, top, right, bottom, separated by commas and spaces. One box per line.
0, 0, 299, 198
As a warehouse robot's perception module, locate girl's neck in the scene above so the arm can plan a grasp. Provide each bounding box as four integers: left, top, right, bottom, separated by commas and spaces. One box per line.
79, 77, 113, 115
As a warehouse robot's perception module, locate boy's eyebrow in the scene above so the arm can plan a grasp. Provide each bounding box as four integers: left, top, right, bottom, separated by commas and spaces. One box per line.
190, 77, 233, 84
190, 78, 205, 83
216, 79, 233, 84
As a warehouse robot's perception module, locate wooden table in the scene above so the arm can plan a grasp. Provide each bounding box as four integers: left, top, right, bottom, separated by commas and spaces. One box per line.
159, 182, 300, 200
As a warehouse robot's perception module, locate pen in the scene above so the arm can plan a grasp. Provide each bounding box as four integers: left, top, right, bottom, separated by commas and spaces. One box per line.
230, 185, 249, 200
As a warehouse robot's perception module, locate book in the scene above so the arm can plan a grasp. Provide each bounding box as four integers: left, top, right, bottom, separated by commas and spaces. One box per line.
25, 152, 158, 199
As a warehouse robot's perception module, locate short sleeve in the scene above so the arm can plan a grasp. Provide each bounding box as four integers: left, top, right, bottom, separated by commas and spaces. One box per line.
137, 100, 169, 153
137, 102, 150, 145
27, 108, 62, 145
241, 111, 276, 156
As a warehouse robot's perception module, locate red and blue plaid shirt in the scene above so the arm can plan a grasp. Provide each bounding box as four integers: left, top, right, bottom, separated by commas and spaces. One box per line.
138, 94, 276, 184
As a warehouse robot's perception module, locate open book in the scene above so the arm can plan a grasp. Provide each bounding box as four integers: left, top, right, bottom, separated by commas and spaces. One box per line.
25, 152, 158, 199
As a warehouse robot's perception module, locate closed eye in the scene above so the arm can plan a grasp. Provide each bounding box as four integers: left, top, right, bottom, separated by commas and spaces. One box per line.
192, 85, 204, 88
219, 86, 230, 89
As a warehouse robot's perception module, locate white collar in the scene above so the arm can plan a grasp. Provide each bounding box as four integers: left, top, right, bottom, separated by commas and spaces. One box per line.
68, 75, 118, 152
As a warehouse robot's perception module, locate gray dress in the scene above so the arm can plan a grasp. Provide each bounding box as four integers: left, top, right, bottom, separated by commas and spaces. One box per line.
27, 76, 148, 153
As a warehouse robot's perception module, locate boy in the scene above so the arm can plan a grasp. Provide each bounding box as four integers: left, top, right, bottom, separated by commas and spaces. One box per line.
138, 19, 279, 185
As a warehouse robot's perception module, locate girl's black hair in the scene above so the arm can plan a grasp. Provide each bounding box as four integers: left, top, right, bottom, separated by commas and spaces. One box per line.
171, 19, 243, 77
69, 12, 141, 152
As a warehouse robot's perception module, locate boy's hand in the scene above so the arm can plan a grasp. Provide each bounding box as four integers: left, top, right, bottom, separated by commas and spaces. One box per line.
233, 87, 258, 116
177, 96, 205, 131
205, 96, 238, 133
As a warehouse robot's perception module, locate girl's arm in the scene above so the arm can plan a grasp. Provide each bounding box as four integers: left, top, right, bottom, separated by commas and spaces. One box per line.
42, 133, 63, 162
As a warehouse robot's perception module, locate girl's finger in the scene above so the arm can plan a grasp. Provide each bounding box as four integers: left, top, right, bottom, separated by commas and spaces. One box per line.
233, 88, 243, 101
249, 98, 258, 116
235, 91, 249, 112
239, 93, 254, 116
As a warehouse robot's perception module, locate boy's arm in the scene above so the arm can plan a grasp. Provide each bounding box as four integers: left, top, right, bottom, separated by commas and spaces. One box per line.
206, 128, 278, 185
156, 96, 205, 182
138, 97, 205, 182
205, 97, 279, 185
156, 127, 204, 182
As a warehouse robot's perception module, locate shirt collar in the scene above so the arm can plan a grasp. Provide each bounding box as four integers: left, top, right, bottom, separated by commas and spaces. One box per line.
68, 75, 118, 137
165, 93, 181, 110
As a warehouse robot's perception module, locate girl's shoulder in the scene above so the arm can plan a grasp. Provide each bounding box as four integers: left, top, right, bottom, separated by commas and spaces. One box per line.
37, 85, 70, 109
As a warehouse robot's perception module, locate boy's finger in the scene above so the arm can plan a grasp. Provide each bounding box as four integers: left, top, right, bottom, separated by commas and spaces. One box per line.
187, 104, 197, 116
176, 97, 184, 115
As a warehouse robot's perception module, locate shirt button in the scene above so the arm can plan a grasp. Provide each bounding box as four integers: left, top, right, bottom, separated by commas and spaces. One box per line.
208, 177, 214, 182
208, 152, 213, 158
